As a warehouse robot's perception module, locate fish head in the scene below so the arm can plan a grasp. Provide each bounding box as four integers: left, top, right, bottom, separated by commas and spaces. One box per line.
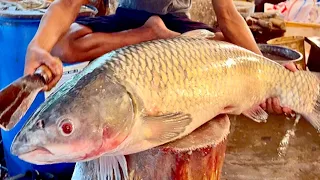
10, 69, 135, 165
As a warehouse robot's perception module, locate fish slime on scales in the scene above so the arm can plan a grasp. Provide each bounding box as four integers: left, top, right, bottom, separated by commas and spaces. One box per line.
9, 30, 320, 180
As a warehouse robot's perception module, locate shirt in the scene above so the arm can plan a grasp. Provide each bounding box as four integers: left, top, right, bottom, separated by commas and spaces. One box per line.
117, 0, 192, 16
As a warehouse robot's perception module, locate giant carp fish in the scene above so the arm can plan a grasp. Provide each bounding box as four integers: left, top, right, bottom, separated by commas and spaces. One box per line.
10, 31, 320, 179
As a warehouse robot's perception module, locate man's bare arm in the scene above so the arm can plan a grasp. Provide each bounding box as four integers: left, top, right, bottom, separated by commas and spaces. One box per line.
29, 0, 87, 51
211, 0, 262, 55
211, 0, 300, 114
24, 0, 88, 91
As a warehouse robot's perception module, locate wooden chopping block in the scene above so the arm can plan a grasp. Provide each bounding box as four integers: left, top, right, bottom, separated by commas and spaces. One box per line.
72, 115, 230, 180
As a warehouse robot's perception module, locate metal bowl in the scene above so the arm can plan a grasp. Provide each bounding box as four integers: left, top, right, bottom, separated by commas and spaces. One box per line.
258, 43, 304, 69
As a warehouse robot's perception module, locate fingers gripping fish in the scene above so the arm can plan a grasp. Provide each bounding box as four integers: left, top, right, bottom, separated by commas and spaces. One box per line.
10, 30, 320, 179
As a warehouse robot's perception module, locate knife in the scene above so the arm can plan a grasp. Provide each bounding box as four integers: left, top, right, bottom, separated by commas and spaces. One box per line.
0, 65, 52, 131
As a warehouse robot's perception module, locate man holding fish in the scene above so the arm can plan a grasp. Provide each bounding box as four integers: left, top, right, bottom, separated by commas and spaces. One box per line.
24, 0, 296, 117
9, 1, 320, 180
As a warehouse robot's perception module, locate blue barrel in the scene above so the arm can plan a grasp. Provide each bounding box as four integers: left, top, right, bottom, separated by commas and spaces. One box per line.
0, 9, 75, 178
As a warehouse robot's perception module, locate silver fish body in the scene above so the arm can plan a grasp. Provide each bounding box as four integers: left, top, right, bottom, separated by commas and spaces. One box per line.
11, 36, 320, 167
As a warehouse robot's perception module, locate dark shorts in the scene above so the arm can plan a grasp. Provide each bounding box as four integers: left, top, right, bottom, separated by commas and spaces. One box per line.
75, 7, 219, 34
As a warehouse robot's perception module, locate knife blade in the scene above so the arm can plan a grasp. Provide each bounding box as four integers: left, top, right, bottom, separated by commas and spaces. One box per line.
0, 65, 52, 131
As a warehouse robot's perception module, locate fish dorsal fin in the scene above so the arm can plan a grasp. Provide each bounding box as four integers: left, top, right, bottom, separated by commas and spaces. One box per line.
94, 155, 128, 180
181, 29, 216, 39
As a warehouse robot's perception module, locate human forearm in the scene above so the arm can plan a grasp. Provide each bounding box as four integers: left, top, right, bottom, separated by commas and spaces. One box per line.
212, 0, 262, 55
219, 13, 262, 55
29, 0, 86, 51
52, 16, 180, 63
62, 27, 162, 62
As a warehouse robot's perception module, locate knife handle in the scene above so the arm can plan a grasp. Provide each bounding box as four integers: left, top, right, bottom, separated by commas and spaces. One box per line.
34, 65, 53, 84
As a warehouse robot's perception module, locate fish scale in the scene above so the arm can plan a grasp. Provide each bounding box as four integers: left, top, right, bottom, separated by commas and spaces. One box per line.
111, 38, 314, 119
125, 39, 223, 113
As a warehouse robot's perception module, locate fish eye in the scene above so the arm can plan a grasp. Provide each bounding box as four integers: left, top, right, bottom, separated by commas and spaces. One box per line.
36, 119, 45, 129
58, 119, 74, 136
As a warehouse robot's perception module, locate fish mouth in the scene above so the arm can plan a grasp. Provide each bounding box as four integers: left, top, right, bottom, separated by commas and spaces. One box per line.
30, 147, 53, 155
17, 146, 85, 165
17, 147, 57, 165
18, 147, 53, 157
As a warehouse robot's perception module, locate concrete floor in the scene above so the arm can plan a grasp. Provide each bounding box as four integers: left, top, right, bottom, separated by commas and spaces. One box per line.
221, 115, 320, 180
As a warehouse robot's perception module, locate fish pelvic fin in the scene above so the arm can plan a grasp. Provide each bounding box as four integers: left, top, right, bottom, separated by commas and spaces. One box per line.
95, 155, 128, 180
303, 112, 320, 133
242, 106, 269, 123
142, 112, 192, 142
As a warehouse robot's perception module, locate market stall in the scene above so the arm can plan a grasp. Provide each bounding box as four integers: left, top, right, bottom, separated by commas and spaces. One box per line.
0, 0, 319, 180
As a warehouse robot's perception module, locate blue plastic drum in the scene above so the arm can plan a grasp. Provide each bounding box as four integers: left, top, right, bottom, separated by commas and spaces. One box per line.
0, 7, 78, 178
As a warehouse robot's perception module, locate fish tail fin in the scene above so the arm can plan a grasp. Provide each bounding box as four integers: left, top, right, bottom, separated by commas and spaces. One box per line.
95, 155, 128, 180
282, 71, 320, 131
303, 112, 320, 132
302, 72, 320, 132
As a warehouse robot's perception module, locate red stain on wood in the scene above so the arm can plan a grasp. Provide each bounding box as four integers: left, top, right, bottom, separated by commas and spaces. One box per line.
126, 140, 227, 180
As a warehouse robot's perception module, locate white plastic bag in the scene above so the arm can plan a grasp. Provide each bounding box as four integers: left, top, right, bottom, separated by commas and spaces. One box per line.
264, 0, 320, 23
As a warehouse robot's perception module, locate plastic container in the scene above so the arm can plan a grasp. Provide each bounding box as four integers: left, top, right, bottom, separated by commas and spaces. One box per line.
0, 3, 97, 177
0, 10, 76, 178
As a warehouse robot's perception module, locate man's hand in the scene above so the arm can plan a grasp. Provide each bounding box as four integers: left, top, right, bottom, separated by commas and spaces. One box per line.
24, 45, 63, 91
23, 0, 86, 91
260, 62, 298, 114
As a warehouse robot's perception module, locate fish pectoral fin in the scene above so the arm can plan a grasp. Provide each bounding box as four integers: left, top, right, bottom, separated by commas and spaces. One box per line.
242, 106, 269, 123
95, 155, 128, 180
181, 29, 215, 39
142, 112, 192, 142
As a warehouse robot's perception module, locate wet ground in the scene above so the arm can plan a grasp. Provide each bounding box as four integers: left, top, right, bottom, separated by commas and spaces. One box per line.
221, 115, 320, 180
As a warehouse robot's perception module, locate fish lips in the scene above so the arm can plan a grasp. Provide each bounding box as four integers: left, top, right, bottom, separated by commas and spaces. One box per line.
10, 134, 87, 164
11, 142, 79, 165
11, 143, 51, 156
10, 130, 53, 163
16, 148, 84, 165
11, 141, 52, 157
